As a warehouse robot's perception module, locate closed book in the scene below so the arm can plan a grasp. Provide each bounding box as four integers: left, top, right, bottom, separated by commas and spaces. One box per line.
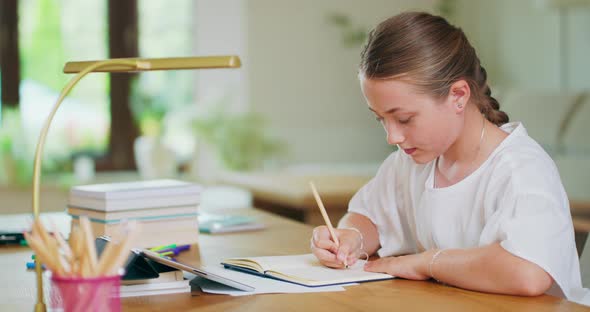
70, 179, 202, 200
68, 194, 200, 212
71, 214, 198, 228
120, 279, 190, 297
67, 205, 199, 223
121, 230, 199, 249
71, 216, 198, 232
221, 254, 393, 287
198, 213, 266, 234
72, 218, 199, 248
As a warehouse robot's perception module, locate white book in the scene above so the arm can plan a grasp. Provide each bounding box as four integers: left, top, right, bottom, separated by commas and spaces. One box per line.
70, 179, 202, 200
68, 194, 200, 212
198, 213, 266, 234
120, 279, 189, 292
119, 280, 191, 297
119, 286, 192, 298
67, 205, 199, 222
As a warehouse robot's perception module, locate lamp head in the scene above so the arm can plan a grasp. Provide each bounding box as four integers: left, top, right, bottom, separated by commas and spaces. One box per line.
63, 56, 241, 73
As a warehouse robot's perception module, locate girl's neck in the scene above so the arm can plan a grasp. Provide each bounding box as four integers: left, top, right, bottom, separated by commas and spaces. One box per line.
440, 106, 486, 166
435, 106, 508, 188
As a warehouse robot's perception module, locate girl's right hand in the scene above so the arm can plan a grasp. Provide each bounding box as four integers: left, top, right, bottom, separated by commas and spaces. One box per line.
310, 226, 363, 268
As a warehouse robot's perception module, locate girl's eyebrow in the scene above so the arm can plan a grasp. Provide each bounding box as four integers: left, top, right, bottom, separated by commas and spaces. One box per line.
368, 107, 402, 114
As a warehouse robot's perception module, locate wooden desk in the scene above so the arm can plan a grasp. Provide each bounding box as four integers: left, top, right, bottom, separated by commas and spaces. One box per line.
570, 201, 590, 255
216, 172, 371, 225
1, 209, 588, 311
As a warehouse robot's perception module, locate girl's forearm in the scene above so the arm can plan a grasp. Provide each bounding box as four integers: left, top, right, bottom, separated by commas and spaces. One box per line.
426, 243, 553, 296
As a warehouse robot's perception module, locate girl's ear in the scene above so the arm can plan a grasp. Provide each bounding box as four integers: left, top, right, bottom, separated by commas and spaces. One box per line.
449, 80, 471, 113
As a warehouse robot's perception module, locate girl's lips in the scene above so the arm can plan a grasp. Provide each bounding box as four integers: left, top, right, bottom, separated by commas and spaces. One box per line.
403, 148, 416, 155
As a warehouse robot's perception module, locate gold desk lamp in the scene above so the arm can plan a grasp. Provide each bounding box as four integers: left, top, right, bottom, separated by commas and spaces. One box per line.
32, 55, 241, 312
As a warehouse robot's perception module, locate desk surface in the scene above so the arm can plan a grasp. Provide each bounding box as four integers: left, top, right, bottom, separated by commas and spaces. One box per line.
1, 209, 588, 311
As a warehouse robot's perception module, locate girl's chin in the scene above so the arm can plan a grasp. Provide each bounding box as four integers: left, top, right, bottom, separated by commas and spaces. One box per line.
408, 151, 436, 164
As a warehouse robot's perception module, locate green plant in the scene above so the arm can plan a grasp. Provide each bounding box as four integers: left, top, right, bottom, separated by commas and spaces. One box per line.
327, 3, 457, 48
0, 108, 33, 185
436, 0, 457, 20
0, 108, 76, 186
192, 109, 285, 171
22, 0, 68, 91
326, 13, 368, 48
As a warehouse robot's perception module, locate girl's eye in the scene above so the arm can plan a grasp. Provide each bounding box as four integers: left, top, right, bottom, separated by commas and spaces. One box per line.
375, 116, 384, 123
399, 117, 412, 124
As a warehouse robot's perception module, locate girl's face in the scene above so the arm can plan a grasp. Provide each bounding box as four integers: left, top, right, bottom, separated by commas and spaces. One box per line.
360, 78, 464, 164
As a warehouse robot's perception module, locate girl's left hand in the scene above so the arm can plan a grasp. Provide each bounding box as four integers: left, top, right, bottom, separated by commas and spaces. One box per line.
363, 251, 433, 280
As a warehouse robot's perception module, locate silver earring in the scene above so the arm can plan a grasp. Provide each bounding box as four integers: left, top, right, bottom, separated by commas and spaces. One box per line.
457, 103, 463, 109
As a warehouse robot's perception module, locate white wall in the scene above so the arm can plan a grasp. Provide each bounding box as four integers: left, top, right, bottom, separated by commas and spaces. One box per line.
193, 0, 590, 170
193, 0, 248, 112
454, 0, 590, 92
246, 0, 437, 165
452, 1, 590, 202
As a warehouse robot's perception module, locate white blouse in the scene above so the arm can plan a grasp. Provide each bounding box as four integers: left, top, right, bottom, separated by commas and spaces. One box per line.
349, 122, 588, 302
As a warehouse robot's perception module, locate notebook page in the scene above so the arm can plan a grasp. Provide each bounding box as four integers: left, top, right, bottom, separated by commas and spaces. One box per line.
230, 254, 319, 271
273, 260, 392, 286
258, 254, 392, 286
230, 254, 392, 286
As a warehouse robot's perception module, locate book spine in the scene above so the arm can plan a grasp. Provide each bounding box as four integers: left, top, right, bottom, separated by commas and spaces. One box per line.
68, 195, 200, 211
67, 205, 199, 220
69, 212, 199, 224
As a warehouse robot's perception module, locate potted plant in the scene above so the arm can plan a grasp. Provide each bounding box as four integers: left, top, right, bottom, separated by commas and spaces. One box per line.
192, 108, 285, 172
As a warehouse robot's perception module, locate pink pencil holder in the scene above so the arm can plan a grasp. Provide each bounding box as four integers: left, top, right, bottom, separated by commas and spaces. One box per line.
50, 274, 121, 312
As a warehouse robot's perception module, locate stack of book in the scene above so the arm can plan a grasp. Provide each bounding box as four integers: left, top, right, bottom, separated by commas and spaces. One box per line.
120, 270, 190, 297
68, 179, 202, 248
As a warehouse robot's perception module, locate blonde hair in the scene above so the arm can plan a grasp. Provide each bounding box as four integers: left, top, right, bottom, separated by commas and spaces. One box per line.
359, 12, 508, 126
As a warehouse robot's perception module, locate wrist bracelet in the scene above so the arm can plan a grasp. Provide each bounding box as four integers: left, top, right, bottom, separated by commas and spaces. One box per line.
428, 249, 445, 283
344, 227, 364, 253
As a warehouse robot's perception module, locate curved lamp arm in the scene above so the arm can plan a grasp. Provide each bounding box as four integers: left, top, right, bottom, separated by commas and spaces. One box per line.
32, 59, 144, 312
31, 55, 241, 312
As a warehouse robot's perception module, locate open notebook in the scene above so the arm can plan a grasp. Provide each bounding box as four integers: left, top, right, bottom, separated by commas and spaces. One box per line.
221, 253, 394, 287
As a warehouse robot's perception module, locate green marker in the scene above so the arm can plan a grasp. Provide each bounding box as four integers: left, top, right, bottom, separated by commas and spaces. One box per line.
149, 244, 176, 252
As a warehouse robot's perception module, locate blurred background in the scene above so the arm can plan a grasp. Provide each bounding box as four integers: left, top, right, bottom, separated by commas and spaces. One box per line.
0, 0, 589, 220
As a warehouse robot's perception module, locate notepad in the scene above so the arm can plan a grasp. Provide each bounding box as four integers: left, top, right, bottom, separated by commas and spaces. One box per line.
198, 213, 266, 234
221, 254, 394, 287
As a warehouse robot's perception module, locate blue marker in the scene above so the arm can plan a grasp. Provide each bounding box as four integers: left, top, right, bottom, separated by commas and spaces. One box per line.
26, 262, 46, 270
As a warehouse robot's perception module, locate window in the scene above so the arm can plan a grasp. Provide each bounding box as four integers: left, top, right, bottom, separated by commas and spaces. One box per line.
0, 0, 198, 184
18, 0, 108, 165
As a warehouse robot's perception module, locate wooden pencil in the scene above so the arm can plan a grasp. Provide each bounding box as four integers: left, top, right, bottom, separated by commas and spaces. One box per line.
309, 181, 350, 268
309, 181, 340, 246
79, 216, 98, 276
106, 221, 140, 275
